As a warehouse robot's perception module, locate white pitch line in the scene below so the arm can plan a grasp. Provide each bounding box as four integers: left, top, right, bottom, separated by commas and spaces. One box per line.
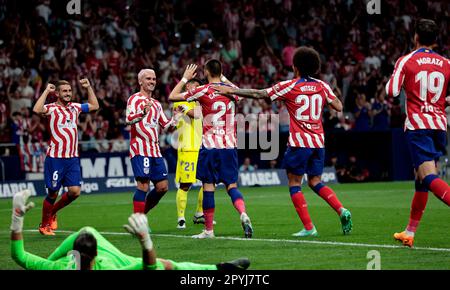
22, 229, 450, 253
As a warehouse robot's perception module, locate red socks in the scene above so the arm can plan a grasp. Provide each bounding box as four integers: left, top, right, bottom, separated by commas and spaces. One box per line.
427, 178, 450, 206
52, 192, 78, 215
41, 198, 54, 225
133, 201, 145, 213
204, 208, 215, 231
233, 199, 246, 215
290, 192, 314, 230
315, 185, 343, 215
407, 191, 428, 232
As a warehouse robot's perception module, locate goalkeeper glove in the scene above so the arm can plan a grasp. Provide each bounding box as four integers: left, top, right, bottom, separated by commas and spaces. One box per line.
10, 190, 35, 233
123, 213, 153, 251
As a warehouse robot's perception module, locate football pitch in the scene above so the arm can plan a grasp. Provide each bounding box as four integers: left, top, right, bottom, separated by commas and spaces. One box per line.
1, 181, 450, 270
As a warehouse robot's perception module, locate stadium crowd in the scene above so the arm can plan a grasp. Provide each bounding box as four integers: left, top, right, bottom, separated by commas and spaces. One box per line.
0, 0, 448, 169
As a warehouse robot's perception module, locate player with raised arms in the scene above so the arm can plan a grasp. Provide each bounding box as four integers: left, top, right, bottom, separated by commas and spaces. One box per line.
33, 79, 99, 235
169, 60, 253, 239
214, 47, 353, 237
386, 19, 450, 247
169, 64, 207, 229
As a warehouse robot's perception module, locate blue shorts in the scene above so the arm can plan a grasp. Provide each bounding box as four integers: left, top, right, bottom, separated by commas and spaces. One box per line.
197, 148, 238, 185
405, 129, 447, 169
131, 156, 168, 182
282, 146, 325, 176
44, 157, 82, 192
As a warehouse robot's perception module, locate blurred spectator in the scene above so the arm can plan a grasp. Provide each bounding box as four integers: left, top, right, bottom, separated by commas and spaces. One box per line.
281, 38, 296, 69
95, 129, 110, 153
10, 111, 28, 145
371, 90, 390, 131
353, 93, 371, 131
111, 131, 128, 152
239, 157, 256, 172
336, 155, 370, 183
0, 0, 447, 173
390, 98, 404, 129
35, 0, 52, 23
269, 159, 278, 169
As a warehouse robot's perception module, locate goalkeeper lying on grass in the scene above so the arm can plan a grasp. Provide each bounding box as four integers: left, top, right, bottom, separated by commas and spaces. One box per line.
10, 190, 250, 270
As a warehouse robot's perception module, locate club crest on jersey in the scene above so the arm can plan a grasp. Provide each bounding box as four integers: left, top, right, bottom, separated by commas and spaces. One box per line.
58, 119, 76, 129
273, 84, 281, 93
144, 168, 150, 174
144, 116, 158, 128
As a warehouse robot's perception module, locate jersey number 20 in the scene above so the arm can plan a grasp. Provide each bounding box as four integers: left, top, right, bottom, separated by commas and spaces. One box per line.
295, 94, 323, 121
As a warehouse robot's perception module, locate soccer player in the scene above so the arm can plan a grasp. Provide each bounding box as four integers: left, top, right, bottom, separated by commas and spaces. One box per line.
169, 64, 205, 229
386, 19, 450, 247
33, 79, 99, 236
169, 60, 253, 239
214, 47, 353, 237
126, 69, 180, 214
9, 190, 250, 270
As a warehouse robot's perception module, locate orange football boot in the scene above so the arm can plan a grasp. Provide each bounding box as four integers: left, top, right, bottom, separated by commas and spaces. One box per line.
393, 231, 414, 247
39, 224, 55, 236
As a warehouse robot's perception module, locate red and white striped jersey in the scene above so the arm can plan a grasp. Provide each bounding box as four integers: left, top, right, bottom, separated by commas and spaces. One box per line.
44, 102, 84, 158
184, 83, 239, 149
386, 48, 450, 131
126, 93, 172, 158
266, 77, 336, 148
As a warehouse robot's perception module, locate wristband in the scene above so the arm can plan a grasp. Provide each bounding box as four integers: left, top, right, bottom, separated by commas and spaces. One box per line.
220, 75, 227, 82
10, 214, 24, 233
141, 235, 154, 251
181, 77, 188, 84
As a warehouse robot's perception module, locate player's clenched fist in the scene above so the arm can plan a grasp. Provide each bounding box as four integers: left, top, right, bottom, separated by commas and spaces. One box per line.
46, 83, 56, 93
143, 102, 152, 115
79, 78, 91, 88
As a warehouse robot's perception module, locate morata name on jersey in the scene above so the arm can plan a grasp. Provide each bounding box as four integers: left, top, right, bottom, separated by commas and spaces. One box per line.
416, 57, 443, 67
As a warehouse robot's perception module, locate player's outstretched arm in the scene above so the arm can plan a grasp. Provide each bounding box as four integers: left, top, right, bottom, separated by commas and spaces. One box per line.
33, 83, 55, 115
329, 98, 343, 112
10, 190, 35, 241
80, 78, 100, 112
220, 74, 237, 88
124, 213, 157, 270
169, 64, 198, 102
10, 190, 59, 270
213, 85, 269, 99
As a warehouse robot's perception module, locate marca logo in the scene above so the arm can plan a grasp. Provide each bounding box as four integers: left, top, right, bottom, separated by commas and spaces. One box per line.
0, 183, 37, 198
240, 171, 281, 186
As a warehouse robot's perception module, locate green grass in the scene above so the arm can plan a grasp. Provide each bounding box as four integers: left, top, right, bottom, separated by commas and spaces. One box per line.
1, 182, 450, 269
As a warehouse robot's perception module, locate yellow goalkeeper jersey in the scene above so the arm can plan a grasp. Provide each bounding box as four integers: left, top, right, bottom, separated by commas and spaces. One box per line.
174, 101, 202, 152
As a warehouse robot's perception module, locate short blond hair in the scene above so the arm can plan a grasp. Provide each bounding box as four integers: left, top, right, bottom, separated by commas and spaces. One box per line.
138, 69, 156, 82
